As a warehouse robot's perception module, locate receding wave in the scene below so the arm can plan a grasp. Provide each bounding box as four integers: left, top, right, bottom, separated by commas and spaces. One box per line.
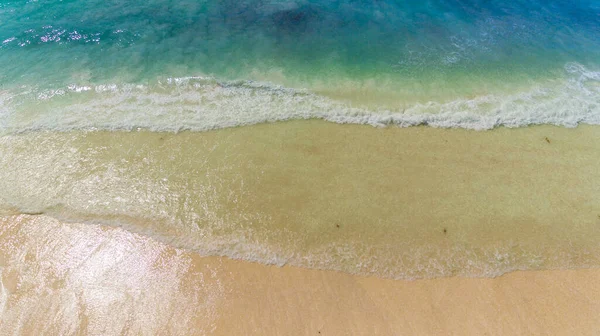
1, 62, 598, 134
2, 125, 600, 280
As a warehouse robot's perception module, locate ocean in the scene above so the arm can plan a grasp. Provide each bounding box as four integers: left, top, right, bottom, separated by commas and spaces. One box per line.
1, 0, 599, 132
1, 0, 600, 281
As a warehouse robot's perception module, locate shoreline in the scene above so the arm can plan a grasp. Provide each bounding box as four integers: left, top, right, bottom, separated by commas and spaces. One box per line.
2, 214, 600, 335
2, 121, 600, 334
2, 121, 600, 279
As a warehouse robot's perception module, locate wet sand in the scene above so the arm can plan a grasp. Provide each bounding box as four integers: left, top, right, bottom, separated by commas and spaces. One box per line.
1, 121, 600, 334
1, 215, 599, 335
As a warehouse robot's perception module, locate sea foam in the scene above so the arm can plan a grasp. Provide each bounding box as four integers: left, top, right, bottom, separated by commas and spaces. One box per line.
0, 63, 598, 135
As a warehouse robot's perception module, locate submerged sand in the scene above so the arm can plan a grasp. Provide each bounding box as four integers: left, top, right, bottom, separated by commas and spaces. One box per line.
2, 121, 600, 279
1, 121, 600, 334
1, 214, 599, 335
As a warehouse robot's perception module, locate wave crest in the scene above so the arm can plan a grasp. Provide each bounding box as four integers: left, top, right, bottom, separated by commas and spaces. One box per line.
1, 63, 599, 134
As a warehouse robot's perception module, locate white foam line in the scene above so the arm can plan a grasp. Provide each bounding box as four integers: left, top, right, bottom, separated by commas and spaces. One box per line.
0, 62, 598, 134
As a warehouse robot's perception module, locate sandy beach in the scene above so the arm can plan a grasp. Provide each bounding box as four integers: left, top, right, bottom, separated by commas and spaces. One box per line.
1, 215, 600, 335
2, 0, 600, 334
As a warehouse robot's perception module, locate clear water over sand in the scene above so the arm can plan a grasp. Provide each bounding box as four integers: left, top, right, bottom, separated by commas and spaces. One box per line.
2, 122, 599, 279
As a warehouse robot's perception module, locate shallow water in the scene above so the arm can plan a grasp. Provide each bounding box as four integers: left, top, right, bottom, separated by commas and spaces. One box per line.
0, 215, 225, 335
2, 122, 599, 279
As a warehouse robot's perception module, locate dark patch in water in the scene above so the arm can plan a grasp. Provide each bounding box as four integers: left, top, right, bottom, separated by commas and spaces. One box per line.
270, 5, 322, 34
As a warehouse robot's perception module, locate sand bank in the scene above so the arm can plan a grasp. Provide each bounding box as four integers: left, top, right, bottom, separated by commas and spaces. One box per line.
1, 215, 599, 335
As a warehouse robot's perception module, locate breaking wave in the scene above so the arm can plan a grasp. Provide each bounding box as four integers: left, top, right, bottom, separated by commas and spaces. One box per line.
1, 63, 598, 134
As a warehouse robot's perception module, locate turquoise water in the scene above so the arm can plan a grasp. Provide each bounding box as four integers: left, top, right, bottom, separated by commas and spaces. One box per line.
0, 0, 599, 131
1, 1, 600, 281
